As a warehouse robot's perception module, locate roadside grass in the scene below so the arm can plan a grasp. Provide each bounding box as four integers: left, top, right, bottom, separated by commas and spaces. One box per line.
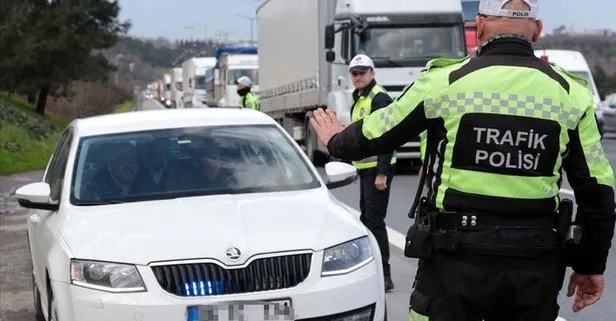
113, 99, 136, 113
0, 93, 68, 175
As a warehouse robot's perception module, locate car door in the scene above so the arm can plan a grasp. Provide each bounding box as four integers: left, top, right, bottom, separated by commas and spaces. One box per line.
29, 128, 73, 295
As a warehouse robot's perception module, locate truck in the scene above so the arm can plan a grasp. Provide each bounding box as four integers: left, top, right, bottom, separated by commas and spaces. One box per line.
462, 0, 480, 55
181, 57, 217, 108
170, 67, 183, 108
256, 0, 467, 166
204, 46, 259, 107
162, 73, 172, 108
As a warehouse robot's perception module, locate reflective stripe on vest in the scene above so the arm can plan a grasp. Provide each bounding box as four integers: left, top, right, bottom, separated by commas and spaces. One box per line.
408, 310, 429, 321
351, 84, 396, 170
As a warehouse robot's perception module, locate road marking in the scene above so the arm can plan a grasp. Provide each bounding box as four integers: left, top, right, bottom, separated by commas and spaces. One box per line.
560, 188, 575, 196
0, 291, 33, 312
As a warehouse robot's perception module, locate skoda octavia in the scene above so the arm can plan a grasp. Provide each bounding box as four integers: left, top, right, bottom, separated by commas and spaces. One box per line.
16, 108, 386, 321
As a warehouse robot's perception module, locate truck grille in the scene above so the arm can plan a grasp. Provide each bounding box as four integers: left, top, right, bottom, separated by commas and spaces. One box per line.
151, 253, 312, 297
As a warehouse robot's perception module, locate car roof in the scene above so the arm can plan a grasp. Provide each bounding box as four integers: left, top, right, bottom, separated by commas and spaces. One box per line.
71, 108, 276, 137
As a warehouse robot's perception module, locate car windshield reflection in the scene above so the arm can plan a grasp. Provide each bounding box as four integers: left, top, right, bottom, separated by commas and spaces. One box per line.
70, 125, 321, 205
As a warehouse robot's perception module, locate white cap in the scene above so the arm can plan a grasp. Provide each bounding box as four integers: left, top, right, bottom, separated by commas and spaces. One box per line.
348, 54, 374, 72
479, 0, 538, 19
236, 76, 252, 86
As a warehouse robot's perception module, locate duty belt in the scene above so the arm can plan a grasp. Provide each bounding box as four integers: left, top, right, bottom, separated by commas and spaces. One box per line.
431, 212, 561, 258
435, 212, 557, 231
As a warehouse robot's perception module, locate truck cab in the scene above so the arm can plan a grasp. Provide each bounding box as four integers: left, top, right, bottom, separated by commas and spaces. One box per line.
181, 57, 216, 108
462, 0, 480, 55
325, 0, 467, 162
163, 73, 172, 108
206, 46, 259, 107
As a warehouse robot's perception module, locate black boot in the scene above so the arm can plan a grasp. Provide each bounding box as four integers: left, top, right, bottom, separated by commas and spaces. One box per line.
384, 275, 394, 291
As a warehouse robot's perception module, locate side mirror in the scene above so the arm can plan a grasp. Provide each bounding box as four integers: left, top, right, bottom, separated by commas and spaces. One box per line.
13, 182, 59, 211
325, 24, 335, 50
324, 161, 358, 189
325, 51, 335, 62
214, 70, 220, 85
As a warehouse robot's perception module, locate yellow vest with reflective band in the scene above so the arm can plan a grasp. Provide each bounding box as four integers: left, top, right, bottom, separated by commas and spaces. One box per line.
242, 92, 260, 110
351, 84, 397, 170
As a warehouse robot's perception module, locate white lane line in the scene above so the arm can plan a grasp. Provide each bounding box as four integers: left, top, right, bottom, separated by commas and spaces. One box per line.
560, 188, 575, 196
386, 226, 406, 251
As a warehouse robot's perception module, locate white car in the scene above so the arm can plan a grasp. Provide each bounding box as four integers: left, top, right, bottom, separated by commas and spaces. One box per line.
15, 108, 386, 321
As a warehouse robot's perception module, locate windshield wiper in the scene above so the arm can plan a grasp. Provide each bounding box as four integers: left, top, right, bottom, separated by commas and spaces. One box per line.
77, 200, 126, 206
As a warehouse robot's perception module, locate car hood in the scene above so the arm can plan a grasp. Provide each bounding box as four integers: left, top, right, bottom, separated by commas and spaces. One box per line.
60, 189, 366, 265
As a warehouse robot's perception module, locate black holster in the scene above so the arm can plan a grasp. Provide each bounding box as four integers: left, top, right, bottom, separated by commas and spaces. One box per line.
404, 197, 434, 258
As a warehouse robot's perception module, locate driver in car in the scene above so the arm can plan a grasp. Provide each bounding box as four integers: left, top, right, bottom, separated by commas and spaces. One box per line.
196, 139, 238, 189
83, 142, 158, 200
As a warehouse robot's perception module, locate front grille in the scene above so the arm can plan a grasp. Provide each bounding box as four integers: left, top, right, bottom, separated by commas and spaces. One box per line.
151, 253, 312, 297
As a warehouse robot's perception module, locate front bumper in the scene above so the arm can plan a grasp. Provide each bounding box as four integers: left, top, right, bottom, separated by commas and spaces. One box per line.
53, 252, 385, 321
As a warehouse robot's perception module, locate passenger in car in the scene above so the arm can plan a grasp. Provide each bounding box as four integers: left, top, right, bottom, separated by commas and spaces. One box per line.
82, 142, 159, 200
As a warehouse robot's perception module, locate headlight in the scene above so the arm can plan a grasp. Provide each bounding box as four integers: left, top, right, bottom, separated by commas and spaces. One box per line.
70, 259, 146, 292
322, 236, 374, 276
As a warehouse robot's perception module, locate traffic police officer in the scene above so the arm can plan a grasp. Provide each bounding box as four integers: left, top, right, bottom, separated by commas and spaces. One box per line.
236, 76, 260, 110
310, 0, 616, 319
348, 54, 397, 291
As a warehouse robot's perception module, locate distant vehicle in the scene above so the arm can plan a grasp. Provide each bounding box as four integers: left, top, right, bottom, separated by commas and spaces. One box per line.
182, 57, 217, 108
170, 67, 183, 108
535, 49, 605, 136
462, 0, 480, 55
204, 46, 258, 107
602, 93, 616, 133
257, 0, 467, 166
16, 108, 387, 321
163, 73, 172, 108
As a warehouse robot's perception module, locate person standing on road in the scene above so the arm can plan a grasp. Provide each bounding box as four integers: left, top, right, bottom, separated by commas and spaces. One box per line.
347, 54, 397, 291
236, 76, 260, 110
310, 0, 616, 319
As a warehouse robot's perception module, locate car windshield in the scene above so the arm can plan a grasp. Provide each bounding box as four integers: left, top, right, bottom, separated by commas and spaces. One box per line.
355, 26, 467, 63
70, 125, 321, 205
227, 69, 259, 85
195, 76, 206, 89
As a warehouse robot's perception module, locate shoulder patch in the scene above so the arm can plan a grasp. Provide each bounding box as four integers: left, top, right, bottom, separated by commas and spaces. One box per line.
424, 56, 471, 71
549, 62, 589, 88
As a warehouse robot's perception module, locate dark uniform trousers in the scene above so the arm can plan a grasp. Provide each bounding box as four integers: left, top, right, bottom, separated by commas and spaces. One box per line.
410, 228, 567, 321
358, 168, 394, 277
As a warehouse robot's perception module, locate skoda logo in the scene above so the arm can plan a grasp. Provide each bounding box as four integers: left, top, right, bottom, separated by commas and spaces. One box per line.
225, 247, 242, 261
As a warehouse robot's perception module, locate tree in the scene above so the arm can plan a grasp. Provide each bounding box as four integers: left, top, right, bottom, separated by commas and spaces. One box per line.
0, 0, 130, 115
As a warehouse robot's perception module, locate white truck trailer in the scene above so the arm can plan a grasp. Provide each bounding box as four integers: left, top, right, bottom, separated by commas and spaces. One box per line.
181, 57, 217, 108
256, 0, 467, 166
170, 67, 183, 108
204, 46, 259, 107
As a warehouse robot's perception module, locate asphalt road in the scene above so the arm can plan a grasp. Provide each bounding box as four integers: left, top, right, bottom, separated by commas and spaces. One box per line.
0, 99, 614, 320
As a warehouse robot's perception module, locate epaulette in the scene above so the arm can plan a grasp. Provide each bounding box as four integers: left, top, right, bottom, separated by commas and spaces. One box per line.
422, 56, 471, 72
549, 62, 589, 88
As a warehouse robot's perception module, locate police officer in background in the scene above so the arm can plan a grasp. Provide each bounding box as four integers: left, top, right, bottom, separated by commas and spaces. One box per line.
311, 0, 615, 319
236, 76, 260, 110
348, 54, 397, 291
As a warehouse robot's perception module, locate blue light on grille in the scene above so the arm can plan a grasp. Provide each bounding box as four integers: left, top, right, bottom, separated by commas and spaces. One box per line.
183, 280, 226, 296
187, 306, 199, 321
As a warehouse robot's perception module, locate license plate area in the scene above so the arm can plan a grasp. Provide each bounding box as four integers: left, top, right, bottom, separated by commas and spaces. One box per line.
187, 299, 294, 321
